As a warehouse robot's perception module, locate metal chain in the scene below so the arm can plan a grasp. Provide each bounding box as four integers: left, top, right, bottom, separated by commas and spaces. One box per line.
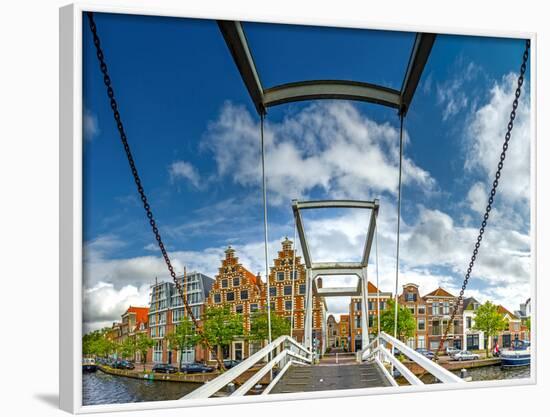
435, 39, 530, 360
86, 12, 222, 368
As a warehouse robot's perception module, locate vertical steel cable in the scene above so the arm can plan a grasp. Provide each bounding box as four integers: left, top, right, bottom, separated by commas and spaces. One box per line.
260, 114, 273, 348
393, 114, 405, 356
375, 213, 381, 347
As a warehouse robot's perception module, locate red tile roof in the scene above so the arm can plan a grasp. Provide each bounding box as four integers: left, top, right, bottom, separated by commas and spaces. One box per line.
497, 305, 518, 319
125, 306, 149, 325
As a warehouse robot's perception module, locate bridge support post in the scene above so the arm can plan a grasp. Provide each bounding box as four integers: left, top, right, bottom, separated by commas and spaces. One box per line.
304, 268, 313, 354
360, 267, 369, 352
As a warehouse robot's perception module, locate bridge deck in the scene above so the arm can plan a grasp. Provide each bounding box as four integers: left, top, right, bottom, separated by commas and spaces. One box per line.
270, 362, 391, 394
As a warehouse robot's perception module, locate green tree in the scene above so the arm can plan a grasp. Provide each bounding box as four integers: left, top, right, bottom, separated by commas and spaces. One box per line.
377, 299, 416, 341
473, 301, 507, 358
82, 327, 114, 358
135, 333, 155, 371
202, 306, 243, 371
249, 311, 290, 345
525, 316, 531, 333
165, 316, 200, 370
120, 337, 137, 361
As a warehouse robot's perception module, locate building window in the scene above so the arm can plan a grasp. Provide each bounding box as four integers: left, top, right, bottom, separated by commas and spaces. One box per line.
233, 277, 240, 287
467, 334, 479, 350
417, 336, 425, 349
284, 285, 292, 296
214, 294, 221, 304
408, 305, 415, 315
406, 292, 416, 302
226, 292, 235, 302
250, 303, 259, 313
443, 302, 450, 315
432, 320, 440, 336
240, 290, 249, 300
221, 279, 228, 288
368, 301, 374, 310
355, 316, 361, 328
235, 304, 243, 314
432, 303, 440, 315
285, 300, 292, 311
291, 270, 298, 280
356, 301, 361, 311
368, 314, 374, 327
453, 320, 460, 333
379, 301, 385, 310
269, 287, 277, 297
418, 305, 426, 315
418, 318, 425, 331
299, 284, 306, 295
277, 272, 285, 281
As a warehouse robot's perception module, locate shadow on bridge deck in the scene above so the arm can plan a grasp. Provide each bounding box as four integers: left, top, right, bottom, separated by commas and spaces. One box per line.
269, 362, 391, 394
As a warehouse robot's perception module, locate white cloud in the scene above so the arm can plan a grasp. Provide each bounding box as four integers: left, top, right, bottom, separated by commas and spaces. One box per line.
84, 109, 100, 140
203, 101, 436, 205
169, 160, 201, 188
436, 61, 480, 121
465, 72, 531, 209
83, 282, 150, 333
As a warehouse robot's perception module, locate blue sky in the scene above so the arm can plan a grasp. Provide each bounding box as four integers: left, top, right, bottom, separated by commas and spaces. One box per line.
82, 12, 531, 332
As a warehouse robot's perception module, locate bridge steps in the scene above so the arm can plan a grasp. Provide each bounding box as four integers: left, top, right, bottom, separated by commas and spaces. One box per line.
270, 362, 391, 394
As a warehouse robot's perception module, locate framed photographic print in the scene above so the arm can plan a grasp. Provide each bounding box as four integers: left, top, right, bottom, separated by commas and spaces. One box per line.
59, 2, 536, 413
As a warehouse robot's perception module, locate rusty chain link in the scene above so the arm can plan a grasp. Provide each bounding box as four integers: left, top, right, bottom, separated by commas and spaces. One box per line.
435, 39, 530, 360
86, 12, 224, 369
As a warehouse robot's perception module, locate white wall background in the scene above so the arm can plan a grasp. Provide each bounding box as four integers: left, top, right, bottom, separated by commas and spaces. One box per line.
0, 0, 547, 415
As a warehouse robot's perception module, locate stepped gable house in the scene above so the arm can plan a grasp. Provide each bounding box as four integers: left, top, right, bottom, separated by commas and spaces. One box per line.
268, 237, 327, 350
207, 246, 266, 360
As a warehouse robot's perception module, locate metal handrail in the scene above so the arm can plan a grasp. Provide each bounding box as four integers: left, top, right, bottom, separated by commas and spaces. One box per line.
183, 335, 312, 399
363, 332, 464, 384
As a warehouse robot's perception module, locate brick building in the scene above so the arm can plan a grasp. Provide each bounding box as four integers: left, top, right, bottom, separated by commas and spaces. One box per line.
120, 306, 149, 362
339, 314, 350, 351
268, 238, 326, 352
423, 287, 463, 351
207, 246, 266, 361
492, 305, 527, 349
349, 282, 392, 352
398, 283, 429, 349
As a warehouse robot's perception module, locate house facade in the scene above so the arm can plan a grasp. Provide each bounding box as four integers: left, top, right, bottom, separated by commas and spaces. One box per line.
462, 297, 485, 351
424, 287, 463, 351
327, 315, 338, 348
120, 306, 149, 362
147, 271, 214, 365
349, 282, 392, 353
339, 314, 350, 351
398, 283, 429, 349
206, 246, 265, 361
493, 305, 526, 349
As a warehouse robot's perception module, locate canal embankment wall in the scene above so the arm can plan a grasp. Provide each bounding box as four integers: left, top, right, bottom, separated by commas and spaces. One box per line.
98, 365, 271, 385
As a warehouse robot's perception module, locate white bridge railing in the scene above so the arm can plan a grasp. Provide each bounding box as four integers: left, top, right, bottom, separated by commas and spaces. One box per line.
183, 335, 312, 399
359, 331, 465, 386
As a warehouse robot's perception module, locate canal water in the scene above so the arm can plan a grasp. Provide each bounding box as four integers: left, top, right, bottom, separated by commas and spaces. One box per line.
420, 364, 530, 384
83, 371, 199, 405
83, 365, 530, 406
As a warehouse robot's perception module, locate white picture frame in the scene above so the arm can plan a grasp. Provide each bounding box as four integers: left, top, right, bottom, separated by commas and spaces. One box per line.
60, 2, 537, 413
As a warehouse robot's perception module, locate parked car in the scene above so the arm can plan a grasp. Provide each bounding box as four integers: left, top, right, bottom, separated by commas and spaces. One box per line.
445, 347, 461, 357
415, 348, 435, 359
120, 360, 135, 369
152, 363, 178, 374
452, 350, 480, 361
180, 363, 215, 374
222, 359, 241, 369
